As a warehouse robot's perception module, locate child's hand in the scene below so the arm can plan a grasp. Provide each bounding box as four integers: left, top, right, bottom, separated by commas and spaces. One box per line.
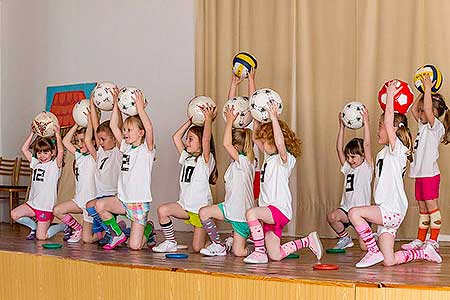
361, 106, 369, 124
267, 101, 279, 120
133, 90, 146, 110
248, 68, 256, 81
231, 74, 244, 87
338, 112, 345, 128
53, 123, 61, 134
386, 80, 401, 98
421, 74, 433, 92
112, 87, 120, 104
201, 104, 217, 122
224, 105, 238, 123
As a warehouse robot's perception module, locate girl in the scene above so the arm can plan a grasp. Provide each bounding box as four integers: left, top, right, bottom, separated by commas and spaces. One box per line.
84, 94, 123, 245
95, 90, 156, 250
402, 75, 450, 252
327, 108, 373, 250
152, 104, 218, 253
53, 123, 97, 243
244, 103, 322, 264
198, 106, 255, 257
11, 125, 65, 240
348, 80, 442, 268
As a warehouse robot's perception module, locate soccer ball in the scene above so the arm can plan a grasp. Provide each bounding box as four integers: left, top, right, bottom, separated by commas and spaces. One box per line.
414, 64, 443, 94
91, 81, 118, 111
222, 97, 253, 129
72, 99, 100, 128
187, 96, 216, 126
232, 52, 257, 79
378, 79, 414, 114
341, 102, 364, 130
249, 88, 283, 123
32, 111, 59, 137
117, 87, 147, 116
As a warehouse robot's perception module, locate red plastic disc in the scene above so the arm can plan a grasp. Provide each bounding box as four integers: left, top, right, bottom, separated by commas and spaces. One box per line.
313, 263, 339, 270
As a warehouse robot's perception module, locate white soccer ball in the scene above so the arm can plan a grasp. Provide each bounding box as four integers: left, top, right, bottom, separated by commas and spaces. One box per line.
249, 88, 283, 123
222, 97, 253, 128
117, 87, 147, 116
72, 99, 101, 128
187, 96, 216, 126
91, 81, 118, 111
32, 111, 59, 137
341, 101, 364, 130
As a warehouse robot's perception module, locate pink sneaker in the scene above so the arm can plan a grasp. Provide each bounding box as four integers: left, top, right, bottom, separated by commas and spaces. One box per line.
356, 251, 384, 268
67, 229, 82, 243
103, 233, 127, 250
423, 239, 440, 253
423, 243, 442, 263
243, 251, 268, 264
307, 232, 324, 260
401, 239, 424, 251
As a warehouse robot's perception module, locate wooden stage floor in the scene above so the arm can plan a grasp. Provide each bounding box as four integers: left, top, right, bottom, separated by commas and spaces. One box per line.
0, 224, 449, 289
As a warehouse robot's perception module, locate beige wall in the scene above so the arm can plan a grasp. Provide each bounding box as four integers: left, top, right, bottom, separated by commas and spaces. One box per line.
0, 0, 195, 229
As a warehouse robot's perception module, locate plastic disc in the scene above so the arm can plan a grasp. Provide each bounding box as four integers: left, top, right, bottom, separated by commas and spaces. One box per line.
326, 248, 346, 254
42, 243, 63, 249
177, 245, 189, 250
286, 253, 300, 259
313, 264, 339, 271
165, 253, 189, 259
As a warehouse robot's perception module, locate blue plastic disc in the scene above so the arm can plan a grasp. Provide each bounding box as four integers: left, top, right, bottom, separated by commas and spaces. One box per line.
165, 253, 188, 259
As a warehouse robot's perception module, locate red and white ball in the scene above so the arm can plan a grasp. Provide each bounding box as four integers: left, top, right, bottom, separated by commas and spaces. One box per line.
377, 79, 414, 114
32, 111, 59, 137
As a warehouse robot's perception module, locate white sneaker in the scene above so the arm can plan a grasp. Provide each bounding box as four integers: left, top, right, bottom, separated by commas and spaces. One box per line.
334, 236, 354, 249
423, 239, 440, 253
152, 240, 178, 253
423, 243, 442, 263
67, 229, 82, 243
401, 239, 424, 251
243, 251, 269, 264
356, 251, 384, 268
307, 232, 323, 260
200, 242, 227, 257
225, 236, 234, 252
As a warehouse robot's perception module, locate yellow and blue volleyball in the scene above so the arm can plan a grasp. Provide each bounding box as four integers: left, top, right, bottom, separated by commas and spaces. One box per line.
232, 52, 257, 79
414, 64, 443, 94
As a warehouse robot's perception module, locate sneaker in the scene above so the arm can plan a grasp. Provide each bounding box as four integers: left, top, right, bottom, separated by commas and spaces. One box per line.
63, 226, 73, 241
225, 236, 234, 253
356, 251, 384, 268
307, 232, 324, 260
147, 233, 157, 248
423, 239, 440, 252
334, 236, 354, 249
243, 251, 269, 264
117, 220, 131, 238
200, 242, 227, 257
98, 232, 111, 246
423, 243, 442, 263
67, 229, 82, 243
152, 240, 178, 253
103, 233, 127, 250
401, 239, 424, 251
26, 229, 36, 240
144, 221, 157, 248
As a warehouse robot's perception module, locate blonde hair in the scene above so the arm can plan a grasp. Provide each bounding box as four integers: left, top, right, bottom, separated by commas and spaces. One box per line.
419, 93, 450, 144
188, 126, 218, 185
255, 120, 302, 158
124, 115, 145, 144
97, 120, 114, 137
232, 128, 255, 161
382, 112, 413, 162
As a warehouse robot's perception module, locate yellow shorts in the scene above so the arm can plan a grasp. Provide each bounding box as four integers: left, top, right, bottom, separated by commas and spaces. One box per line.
184, 211, 202, 228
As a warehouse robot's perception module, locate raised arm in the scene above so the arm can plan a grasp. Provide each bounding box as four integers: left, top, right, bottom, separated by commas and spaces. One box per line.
84, 111, 97, 160
422, 74, 435, 127
223, 106, 239, 161
54, 124, 64, 168
385, 80, 402, 150
268, 102, 287, 163
172, 119, 192, 155
410, 96, 420, 123
62, 124, 78, 155
21, 129, 34, 162
248, 68, 256, 96
110, 89, 123, 145
361, 107, 373, 168
336, 113, 346, 165
89, 98, 101, 147
228, 75, 244, 100
200, 104, 216, 163
135, 90, 154, 151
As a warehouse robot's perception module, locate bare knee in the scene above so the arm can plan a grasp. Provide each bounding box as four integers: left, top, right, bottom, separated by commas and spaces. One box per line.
95, 201, 105, 213
36, 233, 47, 241
198, 207, 209, 221
233, 247, 247, 257
268, 251, 282, 261
347, 207, 359, 223
246, 208, 257, 220
192, 244, 202, 253
129, 241, 142, 251
157, 205, 169, 219
383, 258, 396, 267
10, 210, 19, 221
327, 211, 337, 223
52, 205, 63, 217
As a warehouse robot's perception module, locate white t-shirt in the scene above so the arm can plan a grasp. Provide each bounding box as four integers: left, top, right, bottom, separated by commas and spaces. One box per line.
73, 151, 97, 208
118, 140, 156, 203
94, 146, 122, 197
374, 138, 409, 215
27, 158, 61, 212
409, 118, 444, 178
258, 152, 296, 220
223, 155, 255, 222
177, 150, 215, 214
339, 160, 373, 212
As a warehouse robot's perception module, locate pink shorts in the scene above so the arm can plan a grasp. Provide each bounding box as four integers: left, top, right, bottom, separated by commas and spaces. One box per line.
26, 203, 54, 222
263, 205, 290, 239
415, 175, 440, 201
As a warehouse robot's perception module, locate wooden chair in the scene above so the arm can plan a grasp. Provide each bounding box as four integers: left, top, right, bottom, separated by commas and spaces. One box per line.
14, 157, 32, 206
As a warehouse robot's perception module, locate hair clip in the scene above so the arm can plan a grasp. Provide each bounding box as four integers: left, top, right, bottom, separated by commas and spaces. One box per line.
398, 122, 405, 128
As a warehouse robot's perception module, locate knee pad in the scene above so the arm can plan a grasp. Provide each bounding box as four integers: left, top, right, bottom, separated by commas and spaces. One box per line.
430, 210, 441, 229
418, 213, 430, 229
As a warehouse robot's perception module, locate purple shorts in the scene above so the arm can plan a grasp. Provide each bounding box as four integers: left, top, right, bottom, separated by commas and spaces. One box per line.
415, 175, 440, 201
263, 205, 290, 239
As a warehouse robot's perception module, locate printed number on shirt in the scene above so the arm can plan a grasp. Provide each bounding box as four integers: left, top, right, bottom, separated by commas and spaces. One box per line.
376, 159, 383, 177
345, 174, 355, 192
74, 167, 79, 181
414, 132, 420, 150
181, 166, 195, 183
260, 162, 267, 183
121, 154, 130, 171
32, 169, 45, 182
99, 157, 108, 170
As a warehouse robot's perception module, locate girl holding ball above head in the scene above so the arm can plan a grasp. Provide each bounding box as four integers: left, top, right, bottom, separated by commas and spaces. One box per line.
348, 80, 441, 268
95, 90, 156, 250
152, 103, 218, 253
402, 74, 450, 252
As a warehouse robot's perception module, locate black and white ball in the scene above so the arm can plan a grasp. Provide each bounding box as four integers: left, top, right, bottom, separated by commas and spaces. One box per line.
187, 96, 216, 126
341, 101, 364, 130
92, 81, 117, 111
72, 99, 101, 128
117, 87, 147, 116
249, 88, 283, 123
222, 97, 252, 128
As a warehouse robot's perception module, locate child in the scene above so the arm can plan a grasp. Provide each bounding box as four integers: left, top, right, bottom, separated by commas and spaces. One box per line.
327, 109, 373, 250
199, 106, 255, 257
53, 124, 97, 243
402, 75, 450, 252
84, 94, 123, 245
11, 125, 65, 240
96, 90, 156, 250
244, 102, 323, 264
348, 80, 442, 268
152, 104, 218, 253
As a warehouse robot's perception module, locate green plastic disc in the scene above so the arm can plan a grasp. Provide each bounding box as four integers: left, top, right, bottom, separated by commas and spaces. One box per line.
286, 253, 300, 259
42, 243, 63, 249
326, 248, 345, 254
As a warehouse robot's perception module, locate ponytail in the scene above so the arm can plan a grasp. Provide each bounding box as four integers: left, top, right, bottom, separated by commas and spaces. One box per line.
394, 113, 413, 162
442, 109, 450, 145
243, 129, 255, 161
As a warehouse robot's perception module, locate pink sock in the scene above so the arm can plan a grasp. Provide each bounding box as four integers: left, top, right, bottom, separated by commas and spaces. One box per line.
395, 249, 425, 264
279, 237, 309, 258
61, 214, 82, 231
248, 219, 266, 253
355, 223, 379, 253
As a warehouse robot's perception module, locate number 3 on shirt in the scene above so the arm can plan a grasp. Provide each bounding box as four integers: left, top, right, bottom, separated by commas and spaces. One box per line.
181, 166, 195, 183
